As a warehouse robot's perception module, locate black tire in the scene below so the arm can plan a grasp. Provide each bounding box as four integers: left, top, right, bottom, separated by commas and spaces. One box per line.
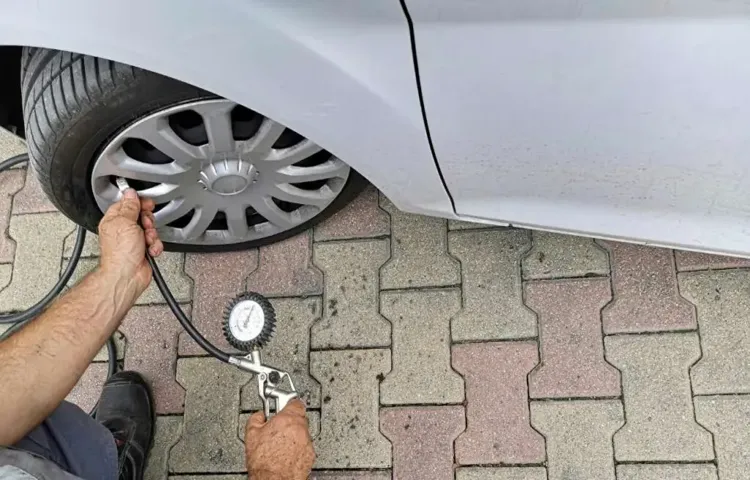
21, 48, 366, 252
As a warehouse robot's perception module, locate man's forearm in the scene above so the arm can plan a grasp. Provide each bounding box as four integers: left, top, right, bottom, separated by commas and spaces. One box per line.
0, 268, 139, 444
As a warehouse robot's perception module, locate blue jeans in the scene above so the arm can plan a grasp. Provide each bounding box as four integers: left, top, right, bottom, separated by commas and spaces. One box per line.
13, 401, 119, 480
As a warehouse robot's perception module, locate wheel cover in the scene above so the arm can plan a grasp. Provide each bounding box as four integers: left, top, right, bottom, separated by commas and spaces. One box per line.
91, 99, 350, 245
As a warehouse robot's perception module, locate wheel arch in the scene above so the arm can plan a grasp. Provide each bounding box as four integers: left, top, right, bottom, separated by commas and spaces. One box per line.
0, 46, 23, 136
0, 0, 455, 217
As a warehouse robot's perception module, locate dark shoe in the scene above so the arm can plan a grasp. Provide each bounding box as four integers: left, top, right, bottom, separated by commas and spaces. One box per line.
95, 371, 154, 480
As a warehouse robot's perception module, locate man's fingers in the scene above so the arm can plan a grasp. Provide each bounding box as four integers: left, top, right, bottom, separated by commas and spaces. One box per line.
140, 197, 156, 213
246, 411, 267, 435
117, 189, 141, 222
279, 399, 307, 419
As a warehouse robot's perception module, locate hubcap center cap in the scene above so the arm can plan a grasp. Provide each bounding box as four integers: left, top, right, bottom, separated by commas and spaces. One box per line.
198, 158, 256, 196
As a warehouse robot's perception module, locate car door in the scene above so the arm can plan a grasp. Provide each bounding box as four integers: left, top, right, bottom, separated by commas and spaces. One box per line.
405, 0, 750, 256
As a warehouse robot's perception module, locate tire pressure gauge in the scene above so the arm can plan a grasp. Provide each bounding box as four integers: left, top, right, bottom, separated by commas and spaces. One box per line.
223, 292, 276, 352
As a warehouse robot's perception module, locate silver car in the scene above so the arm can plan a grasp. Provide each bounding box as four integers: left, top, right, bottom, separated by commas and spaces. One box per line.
2, 0, 749, 255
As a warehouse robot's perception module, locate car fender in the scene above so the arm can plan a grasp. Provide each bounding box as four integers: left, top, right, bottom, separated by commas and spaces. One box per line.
0, 0, 455, 217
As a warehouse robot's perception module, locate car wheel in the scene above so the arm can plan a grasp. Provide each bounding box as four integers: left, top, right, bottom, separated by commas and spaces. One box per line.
21, 49, 366, 252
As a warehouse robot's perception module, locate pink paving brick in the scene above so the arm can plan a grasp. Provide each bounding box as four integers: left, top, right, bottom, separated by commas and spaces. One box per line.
599, 241, 695, 333
381, 406, 465, 480
453, 341, 545, 465
0, 169, 23, 263
120, 305, 185, 414
246, 231, 323, 297
314, 186, 389, 241
526, 278, 620, 398
675, 250, 750, 272
13, 168, 58, 214
66, 363, 108, 413
180, 251, 257, 355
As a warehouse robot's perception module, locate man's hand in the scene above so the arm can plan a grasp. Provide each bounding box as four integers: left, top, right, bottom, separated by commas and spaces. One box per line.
245, 399, 315, 480
98, 189, 163, 300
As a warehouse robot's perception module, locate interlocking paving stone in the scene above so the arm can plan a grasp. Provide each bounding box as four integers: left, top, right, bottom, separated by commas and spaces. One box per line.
0, 130, 27, 159
380, 289, 463, 404
65, 362, 108, 414
453, 341, 544, 465
66, 252, 191, 305
311, 239, 390, 349
456, 467, 547, 480
0, 264, 9, 292
694, 395, 750, 480
605, 333, 713, 461
62, 231, 100, 258
522, 231, 609, 279
170, 357, 248, 473
120, 305, 185, 414
0, 212, 74, 311
530, 399, 623, 480
600, 241, 695, 333
241, 297, 322, 409
616, 464, 718, 480
246, 231, 322, 297
179, 251, 257, 355
145, 416, 183, 480
311, 473, 391, 480
526, 278, 620, 398
92, 330, 125, 363
449, 229, 536, 341
675, 250, 750, 271
380, 197, 460, 289
680, 270, 750, 394
380, 406, 464, 480
314, 186, 389, 241
13, 168, 58, 214
448, 219, 497, 230
0, 169, 23, 263
310, 349, 391, 469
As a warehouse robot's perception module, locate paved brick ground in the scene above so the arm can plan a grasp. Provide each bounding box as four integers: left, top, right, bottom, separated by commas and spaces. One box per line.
2, 136, 749, 479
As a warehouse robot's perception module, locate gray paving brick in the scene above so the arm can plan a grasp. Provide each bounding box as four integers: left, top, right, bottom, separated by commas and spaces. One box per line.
448, 219, 498, 230
179, 251, 257, 356
0, 264, 9, 292
310, 349, 391, 469
694, 395, 750, 480
605, 333, 713, 461
62, 231, 100, 258
145, 416, 183, 480
675, 250, 750, 271
680, 270, 750, 394
531, 399, 623, 480
526, 278, 620, 398
457, 467, 547, 480
67, 252, 191, 305
453, 341, 544, 465
170, 357, 248, 473
616, 464, 718, 480
449, 228, 536, 341
311, 473, 391, 480
246, 231, 322, 297
314, 185, 389, 241
311, 239, 390, 349
241, 297, 322, 410
0, 129, 27, 159
600, 241, 695, 333
0, 212, 74, 312
381, 406, 464, 480
380, 197, 460, 289
14, 167, 58, 214
0, 169, 23, 263
522, 231, 609, 279
380, 289, 463, 404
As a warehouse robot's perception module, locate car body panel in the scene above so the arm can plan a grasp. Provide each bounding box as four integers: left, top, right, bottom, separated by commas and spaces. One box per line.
0, 0, 455, 218
407, 0, 750, 256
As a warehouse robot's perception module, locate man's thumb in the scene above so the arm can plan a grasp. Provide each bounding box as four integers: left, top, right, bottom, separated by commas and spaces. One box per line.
246, 411, 266, 435
118, 189, 141, 221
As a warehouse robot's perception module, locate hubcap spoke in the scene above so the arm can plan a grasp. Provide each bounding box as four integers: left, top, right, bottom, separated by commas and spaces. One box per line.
197, 103, 236, 154
129, 117, 204, 166
153, 198, 194, 226
249, 196, 295, 229
243, 118, 286, 156
273, 158, 348, 183
101, 152, 189, 184
138, 183, 183, 204
263, 139, 322, 167
181, 205, 218, 240
271, 184, 335, 208
224, 204, 250, 238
